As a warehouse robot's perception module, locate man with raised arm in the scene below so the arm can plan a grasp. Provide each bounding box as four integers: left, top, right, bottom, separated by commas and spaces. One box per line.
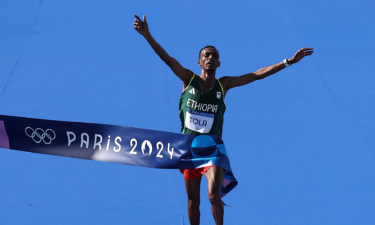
133, 14, 313, 225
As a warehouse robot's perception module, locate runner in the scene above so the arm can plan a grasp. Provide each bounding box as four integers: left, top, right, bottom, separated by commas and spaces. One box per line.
133, 14, 313, 225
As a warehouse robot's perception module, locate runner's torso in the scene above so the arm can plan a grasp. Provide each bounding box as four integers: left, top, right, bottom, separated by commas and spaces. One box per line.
179, 74, 226, 137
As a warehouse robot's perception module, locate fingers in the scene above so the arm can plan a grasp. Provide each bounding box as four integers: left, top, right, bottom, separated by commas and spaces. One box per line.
298, 48, 313, 51
301, 48, 314, 53
133, 20, 140, 29
134, 14, 142, 22
134, 15, 147, 30
133, 20, 140, 25
298, 47, 314, 56
133, 15, 143, 29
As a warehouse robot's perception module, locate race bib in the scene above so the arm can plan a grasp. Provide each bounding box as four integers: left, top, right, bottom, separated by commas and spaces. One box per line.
185, 108, 214, 133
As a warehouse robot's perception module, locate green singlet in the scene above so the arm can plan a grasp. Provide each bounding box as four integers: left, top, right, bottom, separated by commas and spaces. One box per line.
179, 74, 226, 137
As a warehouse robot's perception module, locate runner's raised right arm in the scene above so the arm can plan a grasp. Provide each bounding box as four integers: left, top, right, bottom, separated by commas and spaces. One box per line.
133, 15, 193, 85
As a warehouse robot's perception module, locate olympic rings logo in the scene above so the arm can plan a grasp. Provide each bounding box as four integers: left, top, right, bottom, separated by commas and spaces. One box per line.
25, 127, 56, 145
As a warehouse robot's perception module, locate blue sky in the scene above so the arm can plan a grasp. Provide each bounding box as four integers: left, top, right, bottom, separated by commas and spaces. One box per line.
1, 1, 375, 224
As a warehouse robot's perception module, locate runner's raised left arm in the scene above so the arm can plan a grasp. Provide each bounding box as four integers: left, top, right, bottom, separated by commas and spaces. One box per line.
219, 48, 313, 92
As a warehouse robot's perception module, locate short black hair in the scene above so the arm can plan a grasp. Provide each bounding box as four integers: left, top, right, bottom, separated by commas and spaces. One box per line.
198, 45, 219, 59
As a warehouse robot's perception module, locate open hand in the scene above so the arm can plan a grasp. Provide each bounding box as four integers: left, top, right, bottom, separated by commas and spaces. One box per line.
133, 15, 150, 36
290, 48, 314, 64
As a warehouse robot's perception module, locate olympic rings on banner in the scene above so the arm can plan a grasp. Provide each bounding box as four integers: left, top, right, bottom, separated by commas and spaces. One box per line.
25, 127, 56, 144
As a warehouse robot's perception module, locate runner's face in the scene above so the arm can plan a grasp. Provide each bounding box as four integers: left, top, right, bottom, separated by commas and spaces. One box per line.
198, 48, 220, 71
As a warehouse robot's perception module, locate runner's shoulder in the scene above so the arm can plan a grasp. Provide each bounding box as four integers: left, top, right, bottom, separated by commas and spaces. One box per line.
183, 68, 195, 82
218, 76, 234, 90
185, 68, 195, 77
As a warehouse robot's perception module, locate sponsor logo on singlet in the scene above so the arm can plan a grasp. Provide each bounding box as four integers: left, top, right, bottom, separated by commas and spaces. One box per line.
188, 88, 195, 95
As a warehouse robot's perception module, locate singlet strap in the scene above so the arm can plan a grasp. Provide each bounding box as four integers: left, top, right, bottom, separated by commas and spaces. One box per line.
216, 78, 226, 105
183, 74, 195, 92
216, 78, 225, 94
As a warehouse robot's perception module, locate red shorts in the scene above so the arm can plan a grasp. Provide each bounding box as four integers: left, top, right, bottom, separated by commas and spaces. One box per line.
179, 165, 215, 179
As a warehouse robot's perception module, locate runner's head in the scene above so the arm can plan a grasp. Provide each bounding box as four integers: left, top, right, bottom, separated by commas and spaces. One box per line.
198, 46, 220, 72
